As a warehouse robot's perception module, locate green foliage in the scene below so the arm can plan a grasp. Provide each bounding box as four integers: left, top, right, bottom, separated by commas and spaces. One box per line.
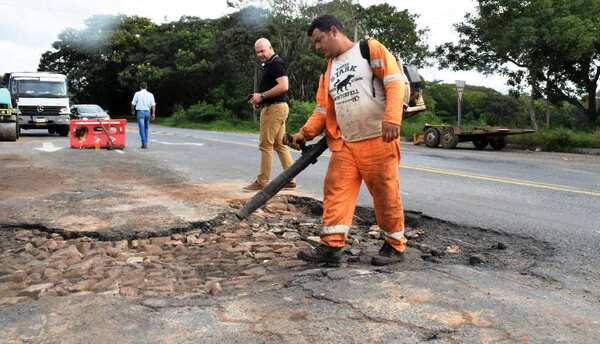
508, 128, 600, 152
38, 1, 430, 118
424, 82, 532, 128
436, 0, 600, 124
359, 4, 430, 66
401, 111, 443, 138
171, 101, 233, 123
287, 100, 315, 133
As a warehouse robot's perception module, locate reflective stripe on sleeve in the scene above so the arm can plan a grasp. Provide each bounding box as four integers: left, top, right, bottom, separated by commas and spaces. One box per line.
383, 74, 408, 86
320, 225, 350, 235
314, 106, 326, 114
370, 59, 383, 68
384, 230, 405, 241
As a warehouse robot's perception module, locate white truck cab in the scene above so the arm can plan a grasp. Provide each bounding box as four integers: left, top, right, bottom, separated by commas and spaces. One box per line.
8, 72, 70, 136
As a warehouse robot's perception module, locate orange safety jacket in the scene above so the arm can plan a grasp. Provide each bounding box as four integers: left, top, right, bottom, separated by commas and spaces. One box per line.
300, 39, 406, 151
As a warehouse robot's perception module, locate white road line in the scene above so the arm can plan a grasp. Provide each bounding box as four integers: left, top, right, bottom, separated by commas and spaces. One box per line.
34, 142, 65, 152
149, 139, 205, 147
114, 149, 125, 154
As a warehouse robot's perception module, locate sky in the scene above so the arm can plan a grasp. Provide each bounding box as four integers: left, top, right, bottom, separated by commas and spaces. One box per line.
0, 0, 509, 92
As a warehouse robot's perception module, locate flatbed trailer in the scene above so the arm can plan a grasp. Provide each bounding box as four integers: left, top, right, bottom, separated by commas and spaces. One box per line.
416, 124, 535, 150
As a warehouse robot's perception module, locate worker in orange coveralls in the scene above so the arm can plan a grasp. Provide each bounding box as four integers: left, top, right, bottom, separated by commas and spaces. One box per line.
286, 15, 407, 266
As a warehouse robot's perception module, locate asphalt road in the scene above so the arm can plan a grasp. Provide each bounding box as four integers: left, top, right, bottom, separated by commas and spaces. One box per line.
11, 125, 600, 288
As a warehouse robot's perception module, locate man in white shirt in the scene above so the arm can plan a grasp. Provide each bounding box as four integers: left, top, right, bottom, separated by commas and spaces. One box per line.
131, 82, 156, 149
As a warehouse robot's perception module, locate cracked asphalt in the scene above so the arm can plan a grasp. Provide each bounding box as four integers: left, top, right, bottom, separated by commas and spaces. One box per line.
1, 127, 599, 343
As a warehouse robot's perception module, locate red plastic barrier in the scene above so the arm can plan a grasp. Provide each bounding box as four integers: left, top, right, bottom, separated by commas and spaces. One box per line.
70, 119, 127, 149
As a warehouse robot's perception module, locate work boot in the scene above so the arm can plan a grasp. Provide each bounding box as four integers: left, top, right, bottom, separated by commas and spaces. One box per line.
243, 180, 264, 192
141, 143, 147, 149
371, 242, 405, 266
282, 181, 296, 190
297, 244, 343, 264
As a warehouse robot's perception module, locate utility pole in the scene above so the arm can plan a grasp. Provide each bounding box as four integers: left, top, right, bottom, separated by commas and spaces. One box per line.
455, 80, 466, 127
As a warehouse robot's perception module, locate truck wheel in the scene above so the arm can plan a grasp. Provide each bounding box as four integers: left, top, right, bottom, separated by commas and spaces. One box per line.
489, 136, 507, 150
48, 128, 56, 135
57, 126, 69, 137
424, 128, 440, 148
441, 130, 459, 149
0, 122, 17, 141
473, 138, 489, 150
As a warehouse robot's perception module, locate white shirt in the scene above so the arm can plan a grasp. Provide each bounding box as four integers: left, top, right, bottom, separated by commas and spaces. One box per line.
131, 89, 156, 111
329, 43, 386, 142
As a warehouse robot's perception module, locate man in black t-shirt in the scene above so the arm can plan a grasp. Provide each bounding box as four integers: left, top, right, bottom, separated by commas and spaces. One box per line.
244, 38, 295, 192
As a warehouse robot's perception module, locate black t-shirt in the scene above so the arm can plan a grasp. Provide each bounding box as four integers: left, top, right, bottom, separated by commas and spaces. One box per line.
259, 54, 289, 104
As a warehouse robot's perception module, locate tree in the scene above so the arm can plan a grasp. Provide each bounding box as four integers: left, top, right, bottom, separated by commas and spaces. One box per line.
436, 0, 600, 125
359, 3, 430, 66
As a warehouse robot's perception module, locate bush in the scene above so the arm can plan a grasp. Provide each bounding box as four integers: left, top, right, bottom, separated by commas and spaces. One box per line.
401, 111, 444, 139
287, 100, 315, 133
508, 127, 600, 151
171, 101, 233, 124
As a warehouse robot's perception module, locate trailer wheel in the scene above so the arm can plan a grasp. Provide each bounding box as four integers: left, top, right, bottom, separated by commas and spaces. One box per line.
441, 130, 459, 149
424, 128, 440, 148
489, 136, 507, 150
472, 138, 489, 150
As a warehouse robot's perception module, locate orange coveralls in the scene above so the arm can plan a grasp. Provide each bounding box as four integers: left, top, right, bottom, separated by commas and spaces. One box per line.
300, 39, 407, 252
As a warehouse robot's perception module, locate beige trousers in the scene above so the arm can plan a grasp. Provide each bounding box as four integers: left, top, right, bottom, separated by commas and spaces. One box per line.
257, 103, 294, 185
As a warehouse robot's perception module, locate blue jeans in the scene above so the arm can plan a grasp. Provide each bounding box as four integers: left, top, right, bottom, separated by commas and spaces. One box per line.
136, 110, 150, 145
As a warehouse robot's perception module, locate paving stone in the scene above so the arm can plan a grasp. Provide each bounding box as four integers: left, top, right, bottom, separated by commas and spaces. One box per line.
368, 231, 381, 239
114, 240, 129, 251
252, 232, 278, 241
68, 279, 98, 293
126, 257, 144, 265
242, 266, 267, 276
18, 283, 54, 297
44, 239, 59, 251
265, 201, 288, 213
254, 253, 275, 260
171, 234, 185, 241
207, 281, 222, 296
51, 246, 82, 260
76, 242, 92, 255
150, 237, 170, 247
10, 270, 27, 283
119, 287, 139, 298
282, 232, 301, 240
269, 227, 285, 234
142, 244, 163, 255
42, 268, 62, 281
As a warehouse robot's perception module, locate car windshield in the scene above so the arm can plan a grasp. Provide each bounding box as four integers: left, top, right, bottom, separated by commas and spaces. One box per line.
16, 80, 67, 98
76, 105, 104, 113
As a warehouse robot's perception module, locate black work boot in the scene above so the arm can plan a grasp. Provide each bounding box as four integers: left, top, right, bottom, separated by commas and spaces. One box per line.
371, 242, 405, 266
297, 244, 343, 264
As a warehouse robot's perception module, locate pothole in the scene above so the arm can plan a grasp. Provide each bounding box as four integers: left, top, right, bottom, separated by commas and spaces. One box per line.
0, 195, 554, 306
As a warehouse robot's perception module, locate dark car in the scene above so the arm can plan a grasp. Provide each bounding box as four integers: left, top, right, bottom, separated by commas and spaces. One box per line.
70, 104, 110, 120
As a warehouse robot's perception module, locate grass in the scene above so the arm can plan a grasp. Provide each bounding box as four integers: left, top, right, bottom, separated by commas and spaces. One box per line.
507, 128, 600, 152
156, 117, 258, 133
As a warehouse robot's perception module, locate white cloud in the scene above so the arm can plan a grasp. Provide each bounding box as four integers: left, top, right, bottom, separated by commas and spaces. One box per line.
0, 0, 510, 92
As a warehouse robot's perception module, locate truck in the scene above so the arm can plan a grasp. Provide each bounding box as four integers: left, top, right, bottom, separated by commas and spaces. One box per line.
0, 88, 19, 141
6, 72, 71, 136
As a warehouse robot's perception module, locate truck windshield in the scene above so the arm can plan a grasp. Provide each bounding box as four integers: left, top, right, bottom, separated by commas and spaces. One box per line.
16, 80, 67, 98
